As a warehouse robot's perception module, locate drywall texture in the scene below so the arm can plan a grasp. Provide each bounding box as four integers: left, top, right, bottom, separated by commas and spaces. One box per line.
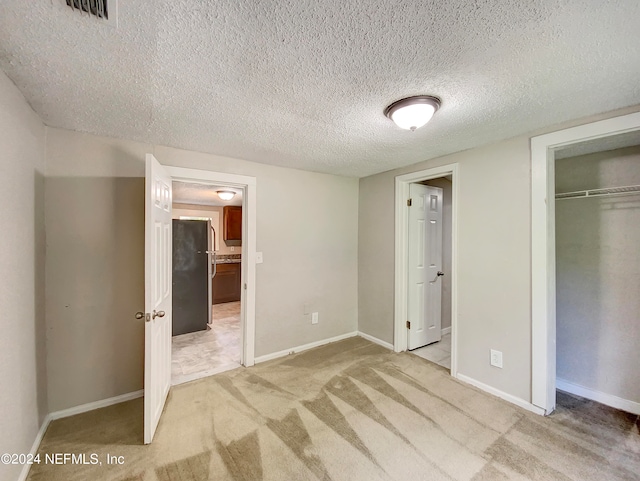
555, 147, 640, 404
45, 128, 358, 411
424, 178, 452, 330
0, 71, 46, 481
172, 203, 236, 255
358, 105, 640, 404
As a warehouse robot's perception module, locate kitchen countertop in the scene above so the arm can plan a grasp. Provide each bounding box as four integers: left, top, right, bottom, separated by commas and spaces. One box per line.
214, 254, 241, 264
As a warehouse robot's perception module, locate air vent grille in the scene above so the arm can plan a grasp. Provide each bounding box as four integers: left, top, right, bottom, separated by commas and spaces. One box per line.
66, 0, 108, 20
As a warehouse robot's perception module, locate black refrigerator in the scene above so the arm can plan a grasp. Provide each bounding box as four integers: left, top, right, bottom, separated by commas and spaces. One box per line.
172, 219, 212, 336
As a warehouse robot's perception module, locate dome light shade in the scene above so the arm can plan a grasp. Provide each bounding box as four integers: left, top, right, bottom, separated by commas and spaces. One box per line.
384, 96, 441, 131
217, 190, 236, 201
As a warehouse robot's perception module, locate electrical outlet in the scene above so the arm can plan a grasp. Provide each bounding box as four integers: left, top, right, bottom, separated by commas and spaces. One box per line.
490, 349, 503, 368
311, 312, 319, 324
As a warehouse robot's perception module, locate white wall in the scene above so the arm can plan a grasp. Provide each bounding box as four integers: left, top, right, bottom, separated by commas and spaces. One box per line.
0, 71, 46, 481
45, 128, 359, 411
555, 146, 640, 404
358, 105, 640, 404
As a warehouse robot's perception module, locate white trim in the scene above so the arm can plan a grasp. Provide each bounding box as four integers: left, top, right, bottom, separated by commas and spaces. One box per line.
17, 416, 52, 481
254, 332, 358, 364
166, 167, 257, 187
358, 331, 394, 350
441, 326, 451, 336
49, 390, 144, 421
556, 379, 640, 416
530, 111, 640, 414
18, 390, 144, 481
166, 166, 257, 367
456, 374, 546, 416
394, 163, 459, 378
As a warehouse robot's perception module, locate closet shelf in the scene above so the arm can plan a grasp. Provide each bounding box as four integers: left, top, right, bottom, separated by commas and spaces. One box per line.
555, 184, 640, 200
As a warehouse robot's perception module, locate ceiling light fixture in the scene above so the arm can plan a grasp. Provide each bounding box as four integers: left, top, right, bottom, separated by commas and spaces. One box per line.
384, 95, 441, 131
216, 190, 236, 201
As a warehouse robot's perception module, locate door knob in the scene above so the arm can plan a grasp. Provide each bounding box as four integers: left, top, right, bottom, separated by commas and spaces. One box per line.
135, 311, 164, 321
437, 271, 444, 276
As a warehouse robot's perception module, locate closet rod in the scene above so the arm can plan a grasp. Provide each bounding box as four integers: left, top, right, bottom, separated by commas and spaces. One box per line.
556, 184, 640, 200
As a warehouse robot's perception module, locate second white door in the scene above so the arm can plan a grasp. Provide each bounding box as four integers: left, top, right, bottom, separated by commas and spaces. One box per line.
407, 183, 443, 350
144, 153, 173, 444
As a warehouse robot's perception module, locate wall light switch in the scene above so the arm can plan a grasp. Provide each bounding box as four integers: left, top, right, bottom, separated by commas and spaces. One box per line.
311, 312, 319, 324
490, 349, 503, 368
256, 252, 263, 264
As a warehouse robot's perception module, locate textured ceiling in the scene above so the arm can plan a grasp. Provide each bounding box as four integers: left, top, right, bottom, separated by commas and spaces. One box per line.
173, 182, 243, 207
1, 1, 639, 177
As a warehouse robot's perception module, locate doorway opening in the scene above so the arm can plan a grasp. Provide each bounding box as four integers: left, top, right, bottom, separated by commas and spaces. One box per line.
170, 181, 244, 385
553, 137, 640, 415
143, 158, 256, 443
166, 166, 257, 383
531, 110, 640, 414
394, 163, 459, 377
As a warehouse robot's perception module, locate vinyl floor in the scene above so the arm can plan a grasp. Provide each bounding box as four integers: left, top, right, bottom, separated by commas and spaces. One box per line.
411, 332, 451, 369
171, 301, 241, 385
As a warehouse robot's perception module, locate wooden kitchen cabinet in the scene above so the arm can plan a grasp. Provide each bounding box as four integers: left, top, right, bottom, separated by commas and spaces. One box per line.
212, 263, 241, 304
223, 206, 242, 245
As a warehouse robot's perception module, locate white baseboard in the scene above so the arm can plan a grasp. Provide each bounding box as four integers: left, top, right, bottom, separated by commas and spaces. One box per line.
441, 326, 451, 336
17, 415, 52, 481
358, 331, 394, 350
49, 390, 144, 421
556, 378, 640, 415
456, 373, 546, 416
254, 331, 358, 364
18, 389, 144, 481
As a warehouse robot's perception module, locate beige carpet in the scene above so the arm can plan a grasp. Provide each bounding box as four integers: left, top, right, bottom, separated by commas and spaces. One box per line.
27, 337, 640, 480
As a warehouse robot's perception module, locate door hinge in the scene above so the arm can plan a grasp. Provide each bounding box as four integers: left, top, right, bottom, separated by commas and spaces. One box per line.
406, 320, 411, 329
244, 283, 247, 290
407, 198, 412, 207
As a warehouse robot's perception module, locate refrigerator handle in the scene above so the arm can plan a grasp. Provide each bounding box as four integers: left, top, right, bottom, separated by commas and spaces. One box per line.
210, 224, 217, 279
211, 250, 217, 279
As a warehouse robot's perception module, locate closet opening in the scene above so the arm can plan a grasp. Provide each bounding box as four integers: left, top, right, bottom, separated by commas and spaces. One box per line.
531, 111, 640, 415
553, 134, 640, 415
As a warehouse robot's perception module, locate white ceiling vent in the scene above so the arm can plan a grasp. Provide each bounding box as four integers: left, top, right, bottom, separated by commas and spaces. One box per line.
63, 0, 118, 27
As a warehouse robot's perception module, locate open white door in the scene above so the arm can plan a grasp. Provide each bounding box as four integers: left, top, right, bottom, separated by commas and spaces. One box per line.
407, 183, 443, 350
144, 153, 172, 444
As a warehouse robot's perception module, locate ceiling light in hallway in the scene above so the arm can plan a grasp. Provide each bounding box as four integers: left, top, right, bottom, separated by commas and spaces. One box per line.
217, 190, 236, 201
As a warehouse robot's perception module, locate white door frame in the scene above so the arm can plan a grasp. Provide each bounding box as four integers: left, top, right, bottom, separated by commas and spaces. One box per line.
167, 166, 257, 366
531, 111, 640, 413
394, 163, 459, 377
